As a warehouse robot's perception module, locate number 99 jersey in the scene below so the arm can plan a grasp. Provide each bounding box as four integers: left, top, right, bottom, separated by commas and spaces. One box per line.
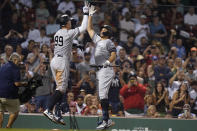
51, 28, 80, 92
54, 28, 80, 58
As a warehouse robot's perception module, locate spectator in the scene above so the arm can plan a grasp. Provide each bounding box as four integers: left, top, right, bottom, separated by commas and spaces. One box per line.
189, 47, 197, 66
143, 45, 159, 65
76, 73, 95, 95
152, 82, 169, 115
115, 48, 131, 69
0, 44, 13, 64
76, 52, 92, 79
83, 94, 93, 115
3, 29, 25, 49
170, 83, 190, 117
46, 16, 60, 37
147, 55, 159, 91
89, 105, 99, 115
119, 59, 134, 84
134, 15, 150, 46
8, 13, 23, 33
112, 38, 122, 59
172, 38, 186, 59
146, 105, 161, 118
120, 34, 137, 55
40, 44, 53, 62
119, 12, 135, 43
57, 0, 76, 15
27, 21, 41, 42
35, 27, 51, 47
75, 95, 86, 115
154, 55, 172, 83
26, 45, 45, 71
120, 74, 147, 116
169, 70, 188, 99
35, 1, 49, 28
67, 92, 74, 105
91, 96, 102, 115
69, 101, 77, 115
33, 62, 53, 112
139, 37, 148, 54
185, 64, 196, 82
15, 45, 25, 62
173, 57, 184, 72
178, 104, 196, 119
184, 7, 197, 33
149, 16, 167, 42
189, 81, 197, 115
0, 53, 27, 128
167, 58, 176, 74
79, 89, 86, 98
144, 95, 154, 115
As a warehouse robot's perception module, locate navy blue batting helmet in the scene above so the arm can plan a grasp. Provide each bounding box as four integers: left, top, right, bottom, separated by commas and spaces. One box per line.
70, 17, 77, 29
59, 14, 70, 27
100, 25, 112, 37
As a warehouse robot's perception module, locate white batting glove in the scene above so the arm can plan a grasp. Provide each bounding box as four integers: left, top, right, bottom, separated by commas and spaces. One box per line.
83, 0, 90, 14
89, 5, 96, 16
103, 60, 110, 68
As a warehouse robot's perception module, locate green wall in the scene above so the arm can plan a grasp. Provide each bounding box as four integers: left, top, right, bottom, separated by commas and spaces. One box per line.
3, 114, 197, 131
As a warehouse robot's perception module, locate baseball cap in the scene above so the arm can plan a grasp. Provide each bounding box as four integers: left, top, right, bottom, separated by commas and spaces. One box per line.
129, 73, 137, 79
140, 15, 147, 19
191, 47, 197, 51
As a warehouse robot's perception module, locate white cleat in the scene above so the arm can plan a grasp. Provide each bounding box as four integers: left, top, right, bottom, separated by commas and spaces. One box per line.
53, 115, 66, 125
43, 109, 58, 124
96, 120, 107, 130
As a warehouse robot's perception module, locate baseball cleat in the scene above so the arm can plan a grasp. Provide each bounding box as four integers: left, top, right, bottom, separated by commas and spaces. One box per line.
106, 119, 115, 128
43, 109, 58, 124
96, 120, 107, 130
96, 119, 115, 130
53, 115, 66, 125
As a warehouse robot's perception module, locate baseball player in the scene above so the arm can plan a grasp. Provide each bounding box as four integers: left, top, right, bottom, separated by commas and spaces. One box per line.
87, 6, 116, 130
43, 1, 90, 125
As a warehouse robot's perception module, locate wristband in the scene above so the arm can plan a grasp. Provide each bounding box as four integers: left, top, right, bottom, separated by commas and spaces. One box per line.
84, 13, 89, 15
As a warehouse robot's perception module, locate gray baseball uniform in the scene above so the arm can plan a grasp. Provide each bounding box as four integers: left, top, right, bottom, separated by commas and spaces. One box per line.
50, 28, 79, 92
92, 33, 116, 99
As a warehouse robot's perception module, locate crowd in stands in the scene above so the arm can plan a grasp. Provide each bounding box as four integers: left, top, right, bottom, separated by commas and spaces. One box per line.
0, 0, 197, 119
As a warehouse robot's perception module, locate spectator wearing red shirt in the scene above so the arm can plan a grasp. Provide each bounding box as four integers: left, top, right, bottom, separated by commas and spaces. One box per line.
120, 74, 147, 115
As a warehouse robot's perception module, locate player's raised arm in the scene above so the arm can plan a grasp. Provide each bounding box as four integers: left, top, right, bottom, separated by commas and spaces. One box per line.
87, 5, 96, 39
78, 0, 89, 33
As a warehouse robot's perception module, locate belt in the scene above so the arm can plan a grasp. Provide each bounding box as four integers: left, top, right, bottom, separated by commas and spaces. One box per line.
57, 54, 63, 57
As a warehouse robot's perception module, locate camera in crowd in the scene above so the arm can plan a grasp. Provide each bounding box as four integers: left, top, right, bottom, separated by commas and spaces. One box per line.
18, 74, 43, 104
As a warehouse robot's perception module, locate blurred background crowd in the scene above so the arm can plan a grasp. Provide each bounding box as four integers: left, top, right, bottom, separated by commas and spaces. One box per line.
0, 0, 197, 119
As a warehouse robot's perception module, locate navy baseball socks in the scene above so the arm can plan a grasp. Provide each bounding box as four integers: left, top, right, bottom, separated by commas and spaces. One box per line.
43, 90, 65, 125
96, 99, 114, 130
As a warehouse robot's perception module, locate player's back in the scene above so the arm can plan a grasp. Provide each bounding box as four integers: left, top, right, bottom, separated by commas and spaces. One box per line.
53, 28, 79, 59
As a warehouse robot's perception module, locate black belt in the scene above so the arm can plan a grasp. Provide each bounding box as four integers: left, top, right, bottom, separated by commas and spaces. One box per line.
90, 65, 105, 70
57, 54, 63, 57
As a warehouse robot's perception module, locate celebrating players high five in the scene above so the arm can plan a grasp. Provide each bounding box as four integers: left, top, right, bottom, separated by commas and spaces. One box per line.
87, 5, 116, 130
43, 0, 90, 125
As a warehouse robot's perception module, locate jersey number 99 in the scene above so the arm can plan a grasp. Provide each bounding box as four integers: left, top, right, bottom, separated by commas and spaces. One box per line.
55, 36, 63, 46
